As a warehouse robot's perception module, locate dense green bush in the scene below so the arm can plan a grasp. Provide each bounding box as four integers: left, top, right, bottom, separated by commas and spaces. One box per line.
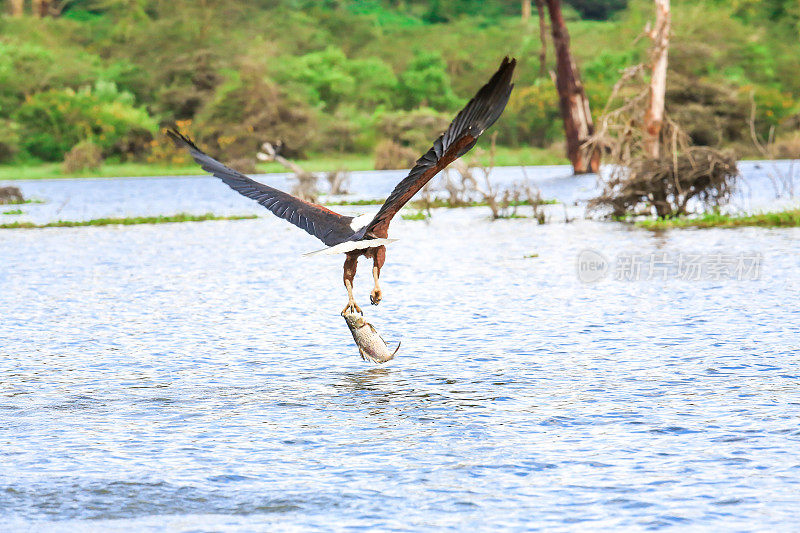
498, 81, 562, 148
666, 75, 750, 146
314, 106, 376, 154
582, 50, 640, 85
62, 140, 103, 173
374, 139, 418, 170
375, 107, 450, 153
397, 50, 458, 111
193, 70, 316, 159
274, 46, 397, 111
0, 40, 102, 115
152, 50, 224, 121
15, 81, 157, 161
0, 120, 21, 163
1, 0, 799, 165
565, 0, 628, 21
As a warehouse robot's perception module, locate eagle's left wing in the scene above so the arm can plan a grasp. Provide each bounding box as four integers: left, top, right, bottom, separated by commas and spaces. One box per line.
168, 130, 356, 246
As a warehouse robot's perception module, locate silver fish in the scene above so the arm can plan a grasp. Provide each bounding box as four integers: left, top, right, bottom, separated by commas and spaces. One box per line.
342, 312, 400, 364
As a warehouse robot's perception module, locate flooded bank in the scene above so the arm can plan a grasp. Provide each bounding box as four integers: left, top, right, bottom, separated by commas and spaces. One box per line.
1, 163, 799, 530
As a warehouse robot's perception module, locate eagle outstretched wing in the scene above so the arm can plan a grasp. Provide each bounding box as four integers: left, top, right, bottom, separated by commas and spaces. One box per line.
167, 130, 355, 246
362, 57, 516, 238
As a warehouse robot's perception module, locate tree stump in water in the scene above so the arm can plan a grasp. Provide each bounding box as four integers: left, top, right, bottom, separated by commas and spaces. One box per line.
0, 186, 24, 205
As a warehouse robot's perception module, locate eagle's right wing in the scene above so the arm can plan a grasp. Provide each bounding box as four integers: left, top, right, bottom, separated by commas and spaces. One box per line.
362, 57, 516, 238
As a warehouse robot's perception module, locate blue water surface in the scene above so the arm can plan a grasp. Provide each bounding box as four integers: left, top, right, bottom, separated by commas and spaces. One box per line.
1, 163, 799, 531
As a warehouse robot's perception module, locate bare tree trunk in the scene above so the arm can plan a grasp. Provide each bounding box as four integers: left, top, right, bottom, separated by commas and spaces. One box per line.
534, 0, 547, 76
643, 0, 671, 159
543, 0, 600, 174
32, 0, 54, 17
10, 0, 25, 16
522, 0, 531, 22
32, 0, 44, 17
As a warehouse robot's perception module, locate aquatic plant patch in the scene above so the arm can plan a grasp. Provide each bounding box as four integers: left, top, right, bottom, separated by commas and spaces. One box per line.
0, 213, 258, 229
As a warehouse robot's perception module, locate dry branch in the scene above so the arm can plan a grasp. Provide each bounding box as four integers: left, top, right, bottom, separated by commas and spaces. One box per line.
257, 141, 319, 202
586, 1, 737, 219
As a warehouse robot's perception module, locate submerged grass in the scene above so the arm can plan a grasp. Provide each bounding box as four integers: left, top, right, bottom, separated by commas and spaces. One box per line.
401, 210, 429, 221
637, 209, 800, 229
324, 198, 386, 206
410, 198, 558, 209
495, 213, 531, 219
1, 198, 45, 205
0, 213, 258, 230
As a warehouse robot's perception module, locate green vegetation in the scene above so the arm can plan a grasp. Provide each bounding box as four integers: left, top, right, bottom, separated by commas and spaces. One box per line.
0, 213, 258, 229
0, 0, 799, 175
2, 208, 23, 215
0, 146, 562, 180
325, 198, 386, 206
0, 156, 370, 180
0, 197, 44, 205
16, 82, 156, 162
637, 209, 800, 229
401, 210, 430, 221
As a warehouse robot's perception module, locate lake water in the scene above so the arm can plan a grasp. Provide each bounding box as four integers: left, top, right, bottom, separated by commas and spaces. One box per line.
1, 163, 800, 531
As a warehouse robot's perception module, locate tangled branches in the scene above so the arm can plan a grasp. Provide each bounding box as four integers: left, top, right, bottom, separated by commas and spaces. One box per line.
413, 135, 549, 222
588, 147, 738, 218
587, 62, 739, 218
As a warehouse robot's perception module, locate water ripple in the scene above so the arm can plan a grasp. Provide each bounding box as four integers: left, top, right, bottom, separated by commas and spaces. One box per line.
1, 167, 800, 530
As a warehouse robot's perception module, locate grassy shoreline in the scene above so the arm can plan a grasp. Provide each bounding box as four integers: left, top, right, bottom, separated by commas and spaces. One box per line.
0, 147, 566, 181
0, 213, 258, 229
637, 209, 800, 229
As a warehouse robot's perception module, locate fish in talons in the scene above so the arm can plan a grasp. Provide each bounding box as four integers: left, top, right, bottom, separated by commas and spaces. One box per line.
342, 310, 400, 364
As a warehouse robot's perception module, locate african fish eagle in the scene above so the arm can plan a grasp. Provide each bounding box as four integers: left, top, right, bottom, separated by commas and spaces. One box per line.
169, 56, 516, 315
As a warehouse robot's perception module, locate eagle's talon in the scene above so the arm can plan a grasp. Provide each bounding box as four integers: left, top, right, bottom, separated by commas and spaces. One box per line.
342, 301, 362, 316
370, 289, 382, 306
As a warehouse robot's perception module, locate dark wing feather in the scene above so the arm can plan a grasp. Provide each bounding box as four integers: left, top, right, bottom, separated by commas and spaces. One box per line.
168, 131, 354, 246
362, 57, 516, 238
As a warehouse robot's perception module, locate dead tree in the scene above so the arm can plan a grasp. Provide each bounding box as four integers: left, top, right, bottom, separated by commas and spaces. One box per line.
587, 1, 737, 219
643, 0, 670, 158
0, 186, 25, 205
30, 0, 68, 17
326, 170, 351, 195
10, 0, 24, 16
540, 0, 600, 174
257, 141, 319, 202
535, 0, 548, 76
32, 0, 48, 17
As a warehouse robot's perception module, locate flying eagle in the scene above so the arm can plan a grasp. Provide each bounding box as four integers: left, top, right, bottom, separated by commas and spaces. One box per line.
169, 57, 516, 315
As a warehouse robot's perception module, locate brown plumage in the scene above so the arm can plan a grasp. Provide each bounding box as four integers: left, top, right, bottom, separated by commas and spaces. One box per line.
169, 56, 516, 314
